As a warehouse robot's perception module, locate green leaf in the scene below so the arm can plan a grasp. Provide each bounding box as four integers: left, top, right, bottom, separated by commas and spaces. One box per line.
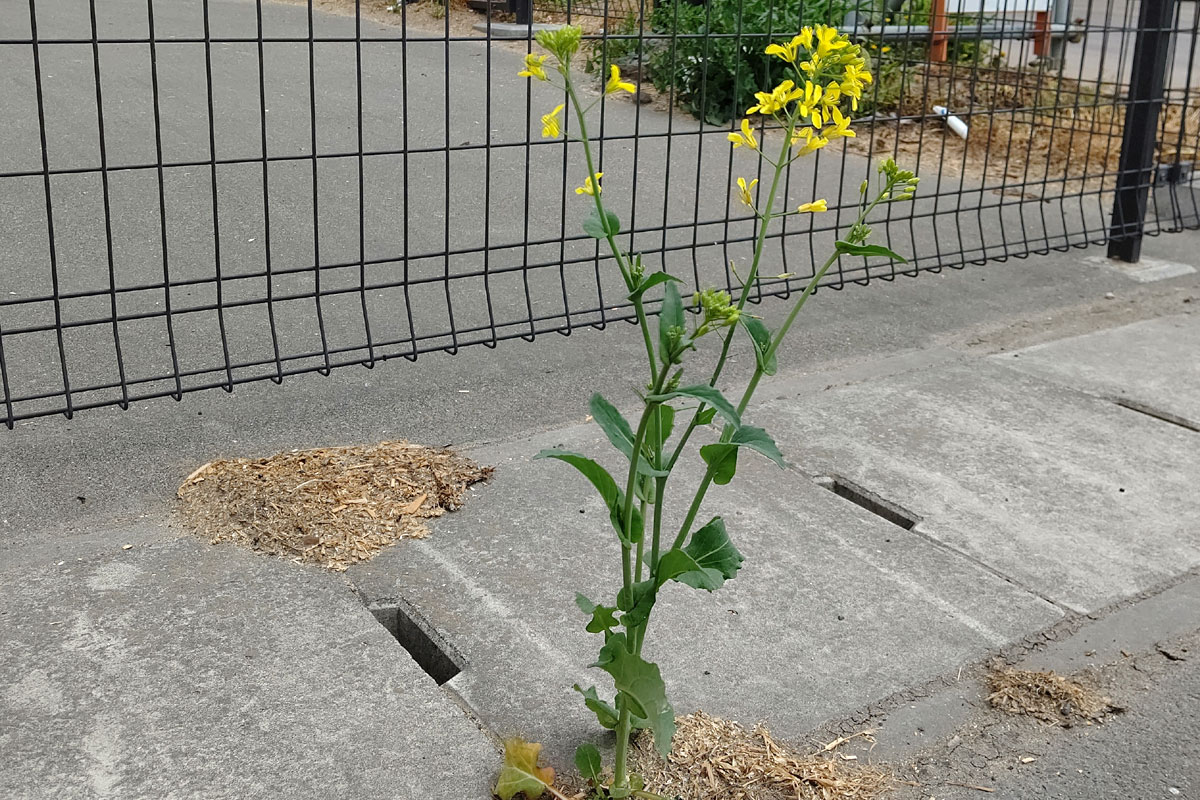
589, 394, 669, 478
616, 579, 657, 629
591, 633, 676, 758
648, 385, 741, 429
695, 407, 718, 426
535, 449, 644, 545
575, 593, 620, 635
495, 738, 556, 800
835, 241, 907, 262
656, 516, 744, 591
657, 281, 685, 365
700, 425, 784, 485
574, 743, 603, 785
573, 684, 620, 730
628, 270, 682, 302
739, 315, 777, 376
646, 403, 676, 457
583, 208, 620, 239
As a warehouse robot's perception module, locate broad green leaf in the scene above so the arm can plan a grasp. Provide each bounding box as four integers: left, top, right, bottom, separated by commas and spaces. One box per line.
575, 593, 619, 635
657, 281, 685, 365
573, 684, 620, 729
656, 516, 744, 591
739, 315, 777, 376
591, 633, 676, 758
583, 208, 620, 239
628, 270, 682, 302
574, 743, 603, 785
835, 240, 907, 262
589, 394, 669, 478
495, 738, 556, 800
535, 450, 643, 545
700, 425, 784, 485
648, 385, 740, 429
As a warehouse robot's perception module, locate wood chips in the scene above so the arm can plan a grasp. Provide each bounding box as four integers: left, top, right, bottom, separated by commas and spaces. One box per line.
987, 667, 1113, 725
176, 441, 493, 571
629, 712, 892, 800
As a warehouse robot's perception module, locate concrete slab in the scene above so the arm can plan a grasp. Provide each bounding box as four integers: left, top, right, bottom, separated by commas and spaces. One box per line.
994, 313, 1200, 429
0, 532, 497, 800
761, 357, 1200, 615
350, 421, 1061, 765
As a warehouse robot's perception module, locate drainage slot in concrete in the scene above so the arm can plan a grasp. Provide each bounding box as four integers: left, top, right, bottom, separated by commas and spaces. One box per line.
368, 601, 462, 686
1111, 397, 1200, 433
816, 475, 920, 530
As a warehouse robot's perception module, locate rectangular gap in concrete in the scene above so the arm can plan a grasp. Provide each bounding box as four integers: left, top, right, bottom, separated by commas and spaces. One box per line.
368, 601, 463, 686
815, 475, 920, 531
1111, 397, 1200, 433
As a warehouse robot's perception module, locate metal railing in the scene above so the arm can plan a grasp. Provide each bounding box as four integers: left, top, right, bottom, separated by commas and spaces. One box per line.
0, 0, 1196, 427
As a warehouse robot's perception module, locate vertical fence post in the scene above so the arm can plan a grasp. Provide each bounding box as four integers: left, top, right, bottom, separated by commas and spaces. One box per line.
509, 0, 533, 26
1107, 0, 1176, 262
929, 0, 950, 62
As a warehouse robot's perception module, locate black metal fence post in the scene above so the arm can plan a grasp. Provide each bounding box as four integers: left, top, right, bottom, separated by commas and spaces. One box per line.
1107, 0, 1177, 262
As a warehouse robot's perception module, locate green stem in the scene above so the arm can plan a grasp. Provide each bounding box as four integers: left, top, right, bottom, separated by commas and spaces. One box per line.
613, 705, 633, 788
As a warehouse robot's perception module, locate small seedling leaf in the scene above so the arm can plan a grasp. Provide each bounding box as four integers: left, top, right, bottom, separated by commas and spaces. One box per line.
495, 738, 556, 800
575, 593, 620, 635
591, 633, 676, 758
574, 743, 603, 785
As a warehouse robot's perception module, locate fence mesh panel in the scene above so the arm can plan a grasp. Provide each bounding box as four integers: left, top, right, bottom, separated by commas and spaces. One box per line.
0, 0, 1196, 427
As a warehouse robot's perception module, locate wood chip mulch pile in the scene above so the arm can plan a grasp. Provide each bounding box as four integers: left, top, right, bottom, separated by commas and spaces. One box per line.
629, 711, 893, 800
987, 667, 1113, 725
176, 441, 493, 571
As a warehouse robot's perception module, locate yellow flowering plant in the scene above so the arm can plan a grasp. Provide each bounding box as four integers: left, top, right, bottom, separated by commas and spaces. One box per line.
497, 23, 917, 800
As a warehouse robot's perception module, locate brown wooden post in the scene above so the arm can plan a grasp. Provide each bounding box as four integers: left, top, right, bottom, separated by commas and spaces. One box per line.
1033, 10, 1051, 56
930, 0, 950, 62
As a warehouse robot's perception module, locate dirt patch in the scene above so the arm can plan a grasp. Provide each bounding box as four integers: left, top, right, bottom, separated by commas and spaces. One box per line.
629, 711, 893, 800
849, 64, 1199, 197
987, 667, 1114, 725
176, 441, 492, 571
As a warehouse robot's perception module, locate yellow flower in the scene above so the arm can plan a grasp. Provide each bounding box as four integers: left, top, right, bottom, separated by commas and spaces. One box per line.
605, 64, 636, 95
736, 177, 758, 208
519, 53, 549, 81
797, 81, 824, 127
576, 172, 603, 195
797, 26, 814, 51
797, 199, 828, 213
541, 104, 564, 138
822, 106, 855, 140
765, 34, 803, 63
746, 79, 803, 115
790, 127, 828, 156
727, 118, 758, 150
814, 25, 848, 58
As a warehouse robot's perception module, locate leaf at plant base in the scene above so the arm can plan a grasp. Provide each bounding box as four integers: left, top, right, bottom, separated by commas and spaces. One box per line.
834, 240, 907, 261
656, 516, 744, 591
589, 394, 669, 478
573, 684, 621, 730
583, 208, 620, 239
699, 424, 785, 485
495, 738, 556, 800
591, 633, 676, 758
648, 385, 740, 428
575, 592, 620, 635
628, 270, 682, 301
738, 315, 777, 376
574, 743, 603, 785
535, 449, 644, 545
657, 281, 685, 365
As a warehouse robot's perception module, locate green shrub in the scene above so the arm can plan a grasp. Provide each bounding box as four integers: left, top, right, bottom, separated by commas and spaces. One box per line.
647, 0, 867, 124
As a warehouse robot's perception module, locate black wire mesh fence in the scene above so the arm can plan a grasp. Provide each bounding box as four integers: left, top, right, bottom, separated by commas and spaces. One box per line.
0, 0, 1196, 427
